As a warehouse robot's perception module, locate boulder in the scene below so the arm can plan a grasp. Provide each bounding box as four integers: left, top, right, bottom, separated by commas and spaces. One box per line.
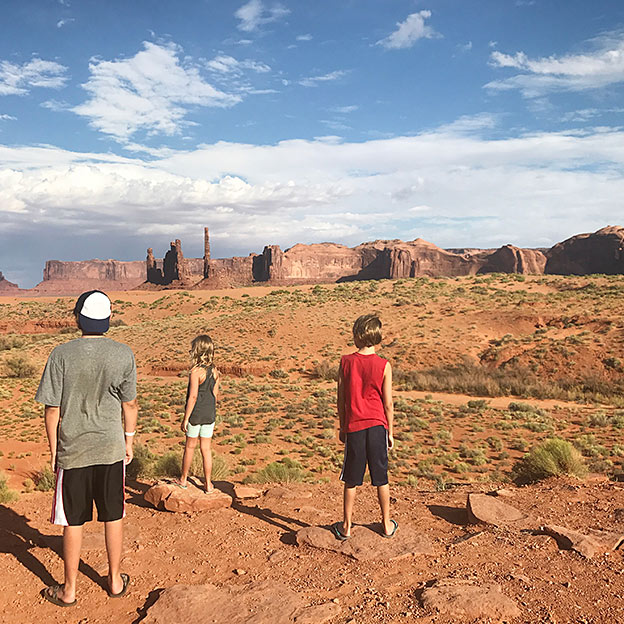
467, 493, 527, 526
420, 578, 521, 622
142, 580, 340, 624
144, 481, 232, 513
296, 524, 433, 561
541, 525, 624, 559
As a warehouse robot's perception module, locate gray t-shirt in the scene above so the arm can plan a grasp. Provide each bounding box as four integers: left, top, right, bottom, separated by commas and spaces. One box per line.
35, 337, 137, 470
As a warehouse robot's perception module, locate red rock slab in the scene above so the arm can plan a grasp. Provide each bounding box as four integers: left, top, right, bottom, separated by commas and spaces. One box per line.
541, 525, 624, 559
144, 481, 232, 513
467, 493, 527, 527
234, 484, 264, 500
421, 578, 521, 622
296, 524, 433, 561
142, 580, 341, 624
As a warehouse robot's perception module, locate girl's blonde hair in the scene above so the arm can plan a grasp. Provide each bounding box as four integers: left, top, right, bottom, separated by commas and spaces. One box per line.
190, 334, 214, 369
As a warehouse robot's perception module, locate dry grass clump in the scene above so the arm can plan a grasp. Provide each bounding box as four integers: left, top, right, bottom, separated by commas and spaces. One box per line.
512, 438, 587, 484
244, 458, 308, 484
34, 465, 56, 491
2, 355, 38, 378
0, 472, 18, 503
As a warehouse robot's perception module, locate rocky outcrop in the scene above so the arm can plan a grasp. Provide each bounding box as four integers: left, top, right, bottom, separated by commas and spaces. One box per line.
479, 245, 547, 274
546, 226, 624, 275
0, 272, 19, 292
33, 259, 146, 294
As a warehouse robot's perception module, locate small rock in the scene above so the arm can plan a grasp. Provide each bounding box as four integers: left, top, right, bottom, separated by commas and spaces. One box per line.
494, 487, 515, 498
541, 525, 624, 559
233, 484, 263, 500
234, 569, 246, 575
421, 578, 521, 622
467, 493, 527, 526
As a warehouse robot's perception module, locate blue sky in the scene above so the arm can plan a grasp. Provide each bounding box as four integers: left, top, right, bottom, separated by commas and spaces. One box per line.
1, 0, 623, 287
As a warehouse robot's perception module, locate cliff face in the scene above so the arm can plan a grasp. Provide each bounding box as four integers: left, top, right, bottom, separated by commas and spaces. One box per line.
478, 245, 547, 275
0, 271, 19, 292
34, 259, 146, 293
545, 226, 624, 275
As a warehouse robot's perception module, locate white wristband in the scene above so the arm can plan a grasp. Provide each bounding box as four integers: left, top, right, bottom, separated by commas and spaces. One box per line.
124, 431, 136, 437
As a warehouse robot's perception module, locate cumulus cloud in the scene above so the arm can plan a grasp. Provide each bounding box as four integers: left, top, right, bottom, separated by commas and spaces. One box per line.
72, 42, 240, 142
299, 70, 348, 88
0, 57, 68, 96
486, 31, 624, 97
376, 11, 439, 50
235, 0, 289, 32
2, 119, 624, 286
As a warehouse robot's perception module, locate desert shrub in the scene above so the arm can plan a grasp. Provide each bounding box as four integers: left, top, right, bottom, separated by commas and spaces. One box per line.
3, 355, 37, 378
269, 368, 288, 379
0, 472, 18, 503
245, 458, 308, 484
511, 439, 586, 484
310, 360, 339, 381
34, 465, 56, 491
0, 335, 26, 351
126, 444, 156, 479
151, 449, 228, 480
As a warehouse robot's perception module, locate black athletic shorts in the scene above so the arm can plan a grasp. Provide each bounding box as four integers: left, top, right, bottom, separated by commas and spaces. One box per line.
51, 460, 125, 526
340, 425, 388, 487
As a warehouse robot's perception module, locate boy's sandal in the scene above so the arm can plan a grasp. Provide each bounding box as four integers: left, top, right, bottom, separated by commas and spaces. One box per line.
331, 522, 350, 541
382, 519, 399, 539
42, 584, 76, 607
108, 573, 130, 598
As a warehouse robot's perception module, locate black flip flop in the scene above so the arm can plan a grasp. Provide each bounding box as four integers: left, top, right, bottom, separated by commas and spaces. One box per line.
382, 519, 398, 539
331, 522, 350, 541
42, 584, 76, 607
108, 573, 130, 598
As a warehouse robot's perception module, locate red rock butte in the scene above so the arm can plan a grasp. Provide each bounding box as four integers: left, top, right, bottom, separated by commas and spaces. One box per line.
4, 225, 624, 294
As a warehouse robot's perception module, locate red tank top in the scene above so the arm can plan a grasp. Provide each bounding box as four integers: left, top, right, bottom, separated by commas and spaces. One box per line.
341, 352, 388, 433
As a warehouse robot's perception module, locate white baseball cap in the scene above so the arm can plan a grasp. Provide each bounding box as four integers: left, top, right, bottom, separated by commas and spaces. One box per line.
74, 290, 111, 333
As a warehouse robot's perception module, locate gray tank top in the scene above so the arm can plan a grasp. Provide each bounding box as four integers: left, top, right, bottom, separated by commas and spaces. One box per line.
188, 367, 216, 425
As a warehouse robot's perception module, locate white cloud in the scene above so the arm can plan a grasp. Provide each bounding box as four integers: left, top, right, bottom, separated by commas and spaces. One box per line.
206, 55, 270, 75
486, 31, 624, 97
376, 11, 439, 50
299, 70, 348, 88
0, 114, 16, 121
297, 34, 313, 42
235, 0, 289, 33
333, 105, 358, 114
57, 18, 75, 28
2, 120, 624, 285
72, 42, 241, 142
0, 57, 68, 96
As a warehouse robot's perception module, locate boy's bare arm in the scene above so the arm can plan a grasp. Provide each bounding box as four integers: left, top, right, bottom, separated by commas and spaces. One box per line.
337, 364, 346, 442
181, 369, 200, 431
44, 405, 60, 470
382, 362, 394, 449
122, 398, 138, 464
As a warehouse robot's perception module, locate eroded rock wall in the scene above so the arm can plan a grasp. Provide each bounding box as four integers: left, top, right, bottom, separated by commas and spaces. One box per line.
0, 271, 19, 291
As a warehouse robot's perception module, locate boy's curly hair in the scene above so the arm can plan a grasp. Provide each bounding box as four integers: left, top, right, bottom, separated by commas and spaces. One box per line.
352, 314, 382, 347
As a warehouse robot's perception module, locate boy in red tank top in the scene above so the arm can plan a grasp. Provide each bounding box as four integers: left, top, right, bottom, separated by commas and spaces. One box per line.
334, 314, 397, 540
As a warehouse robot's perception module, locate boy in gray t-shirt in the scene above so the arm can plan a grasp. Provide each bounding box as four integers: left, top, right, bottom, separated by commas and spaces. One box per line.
35, 290, 138, 607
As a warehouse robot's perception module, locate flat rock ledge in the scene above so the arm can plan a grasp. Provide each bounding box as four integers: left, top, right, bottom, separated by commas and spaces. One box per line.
421, 578, 521, 622
467, 493, 528, 527
541, 524, 624, 559
144, 481, 232, 513
296, 524, 433, 561
142, 580, 341, 624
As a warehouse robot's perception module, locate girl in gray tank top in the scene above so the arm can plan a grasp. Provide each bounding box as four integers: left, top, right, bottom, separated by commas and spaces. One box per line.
179, 335, 220, 493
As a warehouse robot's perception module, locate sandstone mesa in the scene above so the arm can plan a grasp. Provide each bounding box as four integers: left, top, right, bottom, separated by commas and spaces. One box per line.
3, 225, 624, 295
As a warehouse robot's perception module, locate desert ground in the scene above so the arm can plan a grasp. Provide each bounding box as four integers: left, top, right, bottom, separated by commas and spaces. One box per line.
1, 274, 624, 623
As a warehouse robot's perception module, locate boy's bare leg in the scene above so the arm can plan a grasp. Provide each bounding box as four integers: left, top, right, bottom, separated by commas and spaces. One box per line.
342, 484, 356, 536
377, 483, 393, 535
55, 525, 82, 603
105, 519, 125, 594
180, 437, 197, 485
199, 436, 213, 492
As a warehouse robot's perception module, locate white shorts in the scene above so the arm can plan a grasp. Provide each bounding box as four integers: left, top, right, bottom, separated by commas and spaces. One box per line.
186, 422, 215, 438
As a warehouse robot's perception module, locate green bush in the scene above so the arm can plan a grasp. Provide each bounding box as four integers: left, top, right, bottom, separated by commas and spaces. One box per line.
512, 439, 586, 484
3, 355, 37, 378
245, 458, 308, 484
0, 472, 18, 503
151, 448, 228, 480
34, 465, 56, 491
126, 444, 156, 480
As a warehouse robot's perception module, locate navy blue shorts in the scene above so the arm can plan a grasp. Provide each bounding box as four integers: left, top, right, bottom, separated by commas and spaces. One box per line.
340, 425, 388, 487
51, 460, 125, 526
